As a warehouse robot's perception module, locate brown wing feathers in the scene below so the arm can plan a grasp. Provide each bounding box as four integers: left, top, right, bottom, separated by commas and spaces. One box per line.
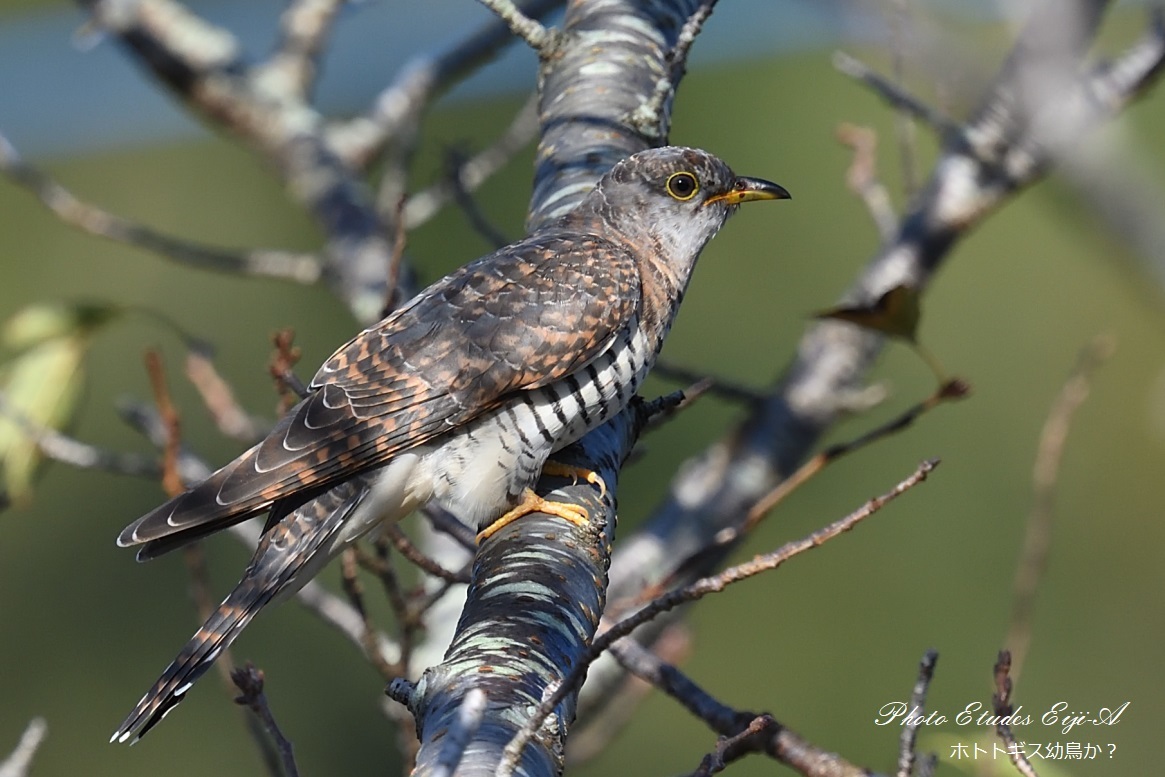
118, 233, 640, 555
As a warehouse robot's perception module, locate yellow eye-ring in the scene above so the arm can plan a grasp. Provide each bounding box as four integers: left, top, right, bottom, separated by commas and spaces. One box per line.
665, 171, 699, 201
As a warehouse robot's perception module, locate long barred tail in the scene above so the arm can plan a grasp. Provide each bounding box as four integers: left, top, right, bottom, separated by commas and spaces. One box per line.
110, 592, 264, 744
111, 480, 368, 744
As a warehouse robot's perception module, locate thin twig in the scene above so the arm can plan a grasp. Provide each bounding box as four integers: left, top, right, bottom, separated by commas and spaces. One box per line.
476, 0, 556, 54
184, 346, 265, 443
640, 381, 712, 433
992, 652, 1040, 777
832, 51, 958, 135
498, 460, 939, 777
567, 625, 692, 763
0, 390, 160, 478
385, 196, 409, 317
340, 548, 398, 681
1006, 336, 1113, 683
292, 578, 402, 668
609, 638, 741, 735
836, 123, 898, 242
328, 4, 559, 168
690, 715, 776, 777
383, 525, 472, 584
0, 718, 47, 777
142, 349, 183, 497
232, 663, 301, 777
610, 381, 964, 618
0, 131, 323, 285
421, 505, 479, 552
741, 381, 964, 534
358, 541, 424, 671
448, 151, 511, 248
651, 361, 766, 406
146, 350, 285, 767
403, 93, 540, 229
268, 329, 307, 411
896, 650, 938, 777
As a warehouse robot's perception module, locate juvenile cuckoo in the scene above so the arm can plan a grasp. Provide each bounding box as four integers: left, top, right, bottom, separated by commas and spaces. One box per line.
111, 146, 789, 743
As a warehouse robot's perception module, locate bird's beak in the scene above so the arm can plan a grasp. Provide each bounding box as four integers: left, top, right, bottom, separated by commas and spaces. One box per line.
704, 176, 791, 207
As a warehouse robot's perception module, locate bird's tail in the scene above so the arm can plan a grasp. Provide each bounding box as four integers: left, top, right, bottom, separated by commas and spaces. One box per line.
110, 592, 263, 744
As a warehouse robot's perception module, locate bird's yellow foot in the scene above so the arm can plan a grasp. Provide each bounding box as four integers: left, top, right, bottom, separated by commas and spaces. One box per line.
477, 488, 592, 543
542, 460, 608, 499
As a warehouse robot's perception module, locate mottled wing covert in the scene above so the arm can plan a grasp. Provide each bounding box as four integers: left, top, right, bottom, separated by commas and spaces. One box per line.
118, 232, 641, 551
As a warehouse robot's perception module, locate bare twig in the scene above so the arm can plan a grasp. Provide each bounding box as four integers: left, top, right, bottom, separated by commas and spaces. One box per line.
832, 51, 958, 135
0, 390, 160, 478
184, 347, 265, 443
609, 638, 882, 776
500, 460, 939, 776
448, 152, 511, 248
268, 329, 307, 411
421, 505, 480, 552
896, 650, 938, 777
690, 715, 775, 777
992, 652, 1039, 777
651, 361, 765, 406
742, 381, 965, 535
142, 349, 183, 497
566, 625, 692, 763
0, 131, 323, 285
610, 381, 964, 618
477, 0, 556, 54
383, 525, 472, 585
340, 548, 398, 681
329, 4, 558, 169
836, 123, 898, 242
1006, 336, 1113, 683
232, 663, 301, 777
0, 719, 47, 777
609, 638, 741, 735
385, 196, 410, 317
403, 93, 540, 229
292, 578, 402, 668
81, 0, 395, 323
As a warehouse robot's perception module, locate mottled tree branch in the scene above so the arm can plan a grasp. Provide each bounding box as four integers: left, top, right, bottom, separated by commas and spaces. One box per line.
0, 130, 324, 285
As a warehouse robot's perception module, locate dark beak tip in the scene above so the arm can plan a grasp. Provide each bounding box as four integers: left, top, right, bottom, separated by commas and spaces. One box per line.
736, 176, 791, 201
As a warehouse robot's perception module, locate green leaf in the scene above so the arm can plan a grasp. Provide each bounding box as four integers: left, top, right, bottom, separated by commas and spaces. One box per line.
2, 301, 121, 354
0, 302, 119, 506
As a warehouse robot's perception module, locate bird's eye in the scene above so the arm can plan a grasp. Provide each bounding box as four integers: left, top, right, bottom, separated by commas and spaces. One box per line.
665, 171, 699, 201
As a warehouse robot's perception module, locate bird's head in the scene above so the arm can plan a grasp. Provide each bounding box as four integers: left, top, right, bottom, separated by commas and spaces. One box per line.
579, 146, 790, 282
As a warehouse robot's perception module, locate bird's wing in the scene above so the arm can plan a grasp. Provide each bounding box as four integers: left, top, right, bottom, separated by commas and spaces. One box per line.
118, 232, 641, 549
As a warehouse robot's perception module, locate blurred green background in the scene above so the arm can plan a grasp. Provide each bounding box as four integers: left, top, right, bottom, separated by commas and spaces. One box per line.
1, 3, 1163, 776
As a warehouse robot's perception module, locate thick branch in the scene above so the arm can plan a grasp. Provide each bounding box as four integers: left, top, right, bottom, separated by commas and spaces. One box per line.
527, 0, 709, 228
82, 0, 394, 323
404, 397, 662, 776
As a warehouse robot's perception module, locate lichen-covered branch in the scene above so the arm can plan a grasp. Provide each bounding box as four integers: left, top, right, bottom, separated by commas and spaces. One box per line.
527, 0, 708, 228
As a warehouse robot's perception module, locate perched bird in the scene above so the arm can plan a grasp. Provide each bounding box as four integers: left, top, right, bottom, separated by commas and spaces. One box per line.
111, 146, 789, 743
